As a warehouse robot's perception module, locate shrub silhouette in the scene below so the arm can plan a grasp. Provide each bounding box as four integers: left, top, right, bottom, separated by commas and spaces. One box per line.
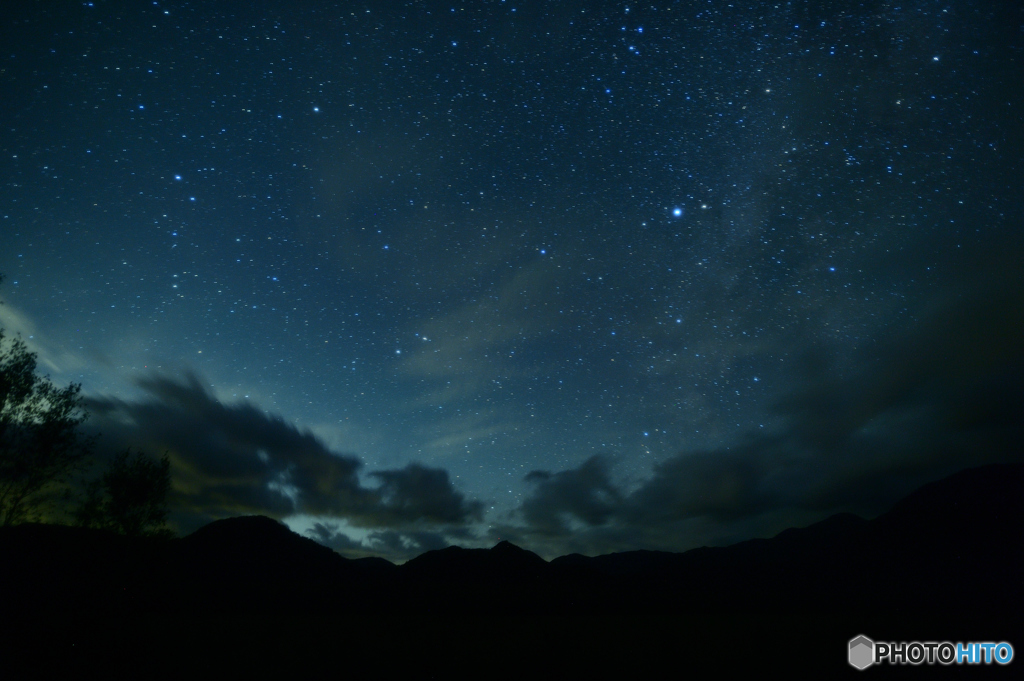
77, 448, 172, 537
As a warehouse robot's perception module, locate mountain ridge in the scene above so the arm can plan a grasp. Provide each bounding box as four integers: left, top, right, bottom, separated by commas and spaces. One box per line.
2, 461, 1020, 676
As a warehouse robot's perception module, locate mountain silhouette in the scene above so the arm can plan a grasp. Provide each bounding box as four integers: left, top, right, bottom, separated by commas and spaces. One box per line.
2, 462, 1020, 676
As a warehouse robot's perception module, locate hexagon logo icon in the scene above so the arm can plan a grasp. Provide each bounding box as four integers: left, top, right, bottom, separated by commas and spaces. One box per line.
849, 635, 875, 670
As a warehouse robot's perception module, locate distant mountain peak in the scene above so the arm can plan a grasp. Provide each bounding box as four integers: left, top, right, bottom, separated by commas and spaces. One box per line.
490, 539, 547, 565
183, 514, 292, 543
180, 514, 343, 566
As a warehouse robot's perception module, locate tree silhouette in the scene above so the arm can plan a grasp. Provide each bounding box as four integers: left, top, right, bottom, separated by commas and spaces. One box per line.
77, 448, 172, 537
0, 275, 94, 525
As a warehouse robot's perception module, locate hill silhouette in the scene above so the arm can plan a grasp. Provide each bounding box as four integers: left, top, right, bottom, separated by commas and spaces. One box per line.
1, 462, 1020, 676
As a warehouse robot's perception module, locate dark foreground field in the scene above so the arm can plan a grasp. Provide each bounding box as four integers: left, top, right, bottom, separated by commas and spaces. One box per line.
3, 463, 1021, 677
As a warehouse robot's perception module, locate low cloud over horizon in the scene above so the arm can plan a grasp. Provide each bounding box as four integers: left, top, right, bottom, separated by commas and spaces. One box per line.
78, 271, 1023, 563
499, 275, 1024, 557
83, 374, 485, 561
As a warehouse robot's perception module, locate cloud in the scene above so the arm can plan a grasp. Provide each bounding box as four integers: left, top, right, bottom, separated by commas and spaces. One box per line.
371, 463, 483, 524
83, 372, 483, 535
507, 274, 1024, 557
307, 521, 454, 563
520, 456, 622, 533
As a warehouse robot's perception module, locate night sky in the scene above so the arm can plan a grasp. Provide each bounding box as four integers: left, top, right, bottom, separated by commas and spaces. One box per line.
1, 0, 1021, 561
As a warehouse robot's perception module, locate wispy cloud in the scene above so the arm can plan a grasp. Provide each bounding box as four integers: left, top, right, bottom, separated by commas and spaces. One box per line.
0, 301, 96, 376
400, 259, 563, 389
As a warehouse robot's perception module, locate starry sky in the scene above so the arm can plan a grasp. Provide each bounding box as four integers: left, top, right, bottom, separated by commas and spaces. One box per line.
1, 0, 1021, 561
